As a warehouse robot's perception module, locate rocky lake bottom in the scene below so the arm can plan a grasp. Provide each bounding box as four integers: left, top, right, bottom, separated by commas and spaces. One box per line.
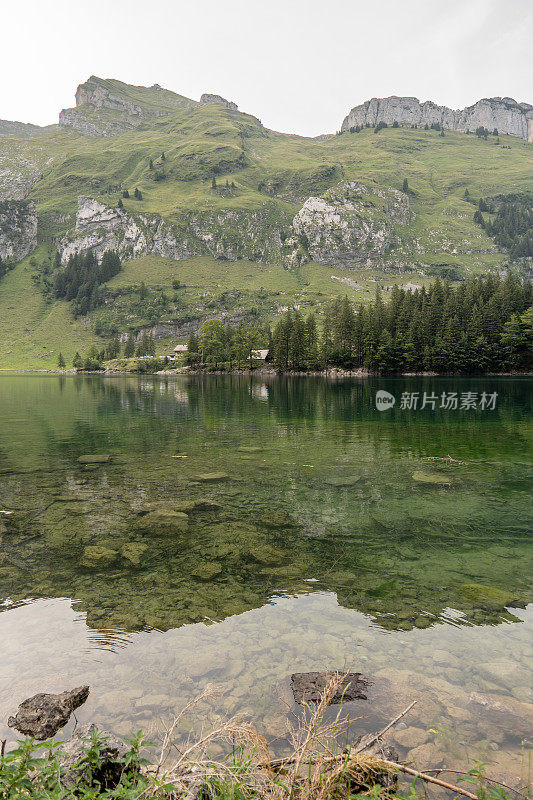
0, 374, 531, 790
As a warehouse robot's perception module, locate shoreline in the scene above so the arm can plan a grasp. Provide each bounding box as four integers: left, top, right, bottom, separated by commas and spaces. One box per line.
1, 367, 532, 378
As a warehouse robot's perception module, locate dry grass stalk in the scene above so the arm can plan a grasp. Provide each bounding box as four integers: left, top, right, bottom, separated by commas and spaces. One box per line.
142, 671, 504, 800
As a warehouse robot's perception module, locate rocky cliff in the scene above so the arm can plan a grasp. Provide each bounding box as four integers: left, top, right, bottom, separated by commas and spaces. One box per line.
59, 182, 409, 270
59, 197, 289, 265
341, 96, 533, 142
0, 200, 37, 260
200, 94, 238, 110
285, 182, 410, 268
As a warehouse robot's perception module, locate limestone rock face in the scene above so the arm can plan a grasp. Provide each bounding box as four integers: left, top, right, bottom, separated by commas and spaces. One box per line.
341, 96, 533, 142
59, 196, 289, 265
0, 200, 37, 260
200, 93, 238, 110
288, 181, 410, 267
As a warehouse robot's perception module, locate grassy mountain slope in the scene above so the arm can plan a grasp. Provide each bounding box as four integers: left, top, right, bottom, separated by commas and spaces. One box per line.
0, 77, 532, 367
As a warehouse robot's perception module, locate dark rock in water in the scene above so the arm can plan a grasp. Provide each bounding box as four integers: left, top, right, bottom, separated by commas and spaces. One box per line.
291, 672, 369, 705
58, 723, 129, 789
77, 454, 110, 464
8, 685, 90, 739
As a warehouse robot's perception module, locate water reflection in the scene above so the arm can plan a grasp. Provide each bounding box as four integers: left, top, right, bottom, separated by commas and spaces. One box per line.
0, 374, 531, 636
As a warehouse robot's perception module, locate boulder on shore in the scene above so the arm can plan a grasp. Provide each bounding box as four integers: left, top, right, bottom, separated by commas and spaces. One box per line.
8, 685, 89, 739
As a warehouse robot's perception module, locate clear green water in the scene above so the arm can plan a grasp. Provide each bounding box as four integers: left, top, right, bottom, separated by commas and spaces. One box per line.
0, 375, 531, 785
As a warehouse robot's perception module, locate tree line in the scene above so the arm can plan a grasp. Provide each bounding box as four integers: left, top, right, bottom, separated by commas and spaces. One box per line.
269, 274, 531, 373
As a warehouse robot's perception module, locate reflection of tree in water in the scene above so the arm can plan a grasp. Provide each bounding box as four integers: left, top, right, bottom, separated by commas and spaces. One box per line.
0, 374, 531, 635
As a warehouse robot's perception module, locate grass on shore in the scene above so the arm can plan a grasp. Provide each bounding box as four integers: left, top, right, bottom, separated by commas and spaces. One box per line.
1, 675, 527, 800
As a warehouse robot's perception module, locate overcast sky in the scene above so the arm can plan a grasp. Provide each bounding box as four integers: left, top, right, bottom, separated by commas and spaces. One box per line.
1, 0, 531, 137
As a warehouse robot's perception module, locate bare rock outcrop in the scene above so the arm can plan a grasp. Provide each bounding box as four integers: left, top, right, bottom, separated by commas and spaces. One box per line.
0, 200, 37, 260
200, 93, 238, 111
7, 685, 89, 739
341, 96, 533, 142
59, 196, 289, 265
286, 181, 410, 268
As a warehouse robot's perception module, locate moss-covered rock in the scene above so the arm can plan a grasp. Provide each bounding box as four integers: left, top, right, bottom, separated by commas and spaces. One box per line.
324, 475, 361, 487
121, 542, 148, 566
194, 472, 229, 482
77, 454, 111, 464
191, 561, 222, 580
133, 510, 189, 535
247, 544, 286, 565
457, 583, 517, 609
257, 509, 295, 528
412, 470, 453, 485
80, 545, 118, 570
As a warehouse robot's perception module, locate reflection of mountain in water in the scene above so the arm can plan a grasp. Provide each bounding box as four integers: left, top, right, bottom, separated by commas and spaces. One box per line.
0, 374, 531, 634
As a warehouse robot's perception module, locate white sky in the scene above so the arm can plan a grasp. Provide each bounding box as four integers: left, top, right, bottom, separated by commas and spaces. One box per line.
1, 0, 531, 137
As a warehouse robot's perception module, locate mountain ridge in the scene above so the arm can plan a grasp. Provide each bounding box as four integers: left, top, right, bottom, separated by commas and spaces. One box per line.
341, 95, 533, 142
0, 76, 532, 368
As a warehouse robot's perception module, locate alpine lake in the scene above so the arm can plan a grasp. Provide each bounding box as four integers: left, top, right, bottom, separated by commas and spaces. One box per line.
0, 374, 531, 788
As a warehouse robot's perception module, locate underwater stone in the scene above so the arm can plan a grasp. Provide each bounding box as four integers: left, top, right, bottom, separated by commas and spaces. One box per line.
238, 446, 263, 453
247, 544, 286, 565
412, 470, 453, 485
121, 542, 148, 566
191, 561, 223, 580
80, 545, 118, 570
324, 476, 361, 487
458, 583, 518, 609
8, 685, 89, 740
133, 509, 189, 534
291, 671, 369, 704
77, 454, 111, 464
393, 726, 430, 749
194, 472, 229, 482
257, 510, 295, 528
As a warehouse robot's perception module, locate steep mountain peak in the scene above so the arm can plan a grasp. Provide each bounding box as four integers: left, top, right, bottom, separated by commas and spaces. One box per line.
59, 76, 198, 137
341, 95, 533, 142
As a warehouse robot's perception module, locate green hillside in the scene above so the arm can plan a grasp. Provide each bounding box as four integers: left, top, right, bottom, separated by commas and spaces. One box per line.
0, 77, 532, 367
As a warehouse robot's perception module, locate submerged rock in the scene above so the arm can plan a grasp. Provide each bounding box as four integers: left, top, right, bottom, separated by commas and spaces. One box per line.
257, 510, 295, 528
324, 475, 361, 487
247, 544, 286, 565
194, 472, 229, 482
393, 725, 430, 749
191, 561, 222, 580
458, 583, 517, 609
8, 685, 89, 739
412, 470, 453, 485
121, 541, 148, 566
80, 546, 118, 570
291, 671, 369, 704
77, 454, 111, 464
238, 446, 263, 453
133, 509, 189, 534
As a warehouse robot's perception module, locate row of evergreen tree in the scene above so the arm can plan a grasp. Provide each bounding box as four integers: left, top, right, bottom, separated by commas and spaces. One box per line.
53, 250, 122, 316
269, 275, 532, 373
